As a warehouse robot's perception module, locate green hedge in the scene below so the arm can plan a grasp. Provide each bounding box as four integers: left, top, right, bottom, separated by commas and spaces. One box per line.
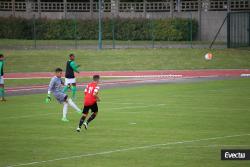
0, 17, 198, 41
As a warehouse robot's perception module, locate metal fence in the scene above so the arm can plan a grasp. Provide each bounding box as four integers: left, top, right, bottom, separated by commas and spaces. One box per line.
227, 12, 250, 48
0, 0, 249, 13
0, 0, 235, 49
0, 16, 200, 50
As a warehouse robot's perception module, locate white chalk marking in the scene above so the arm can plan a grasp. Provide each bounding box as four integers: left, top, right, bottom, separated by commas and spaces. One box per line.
6, 133, 250, 167
241, 74, 250, 77
5, 75, 183, 80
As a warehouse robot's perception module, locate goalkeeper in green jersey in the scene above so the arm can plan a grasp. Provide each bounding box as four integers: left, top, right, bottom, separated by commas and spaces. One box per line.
63, 53, 80, 99
0, 53, 6, 101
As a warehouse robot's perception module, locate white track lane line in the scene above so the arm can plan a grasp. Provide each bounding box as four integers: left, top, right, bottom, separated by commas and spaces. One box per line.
6, 77, 177, 92
6, 75, 226, 93
5, 75, 183, 80
6, 133, 250, 167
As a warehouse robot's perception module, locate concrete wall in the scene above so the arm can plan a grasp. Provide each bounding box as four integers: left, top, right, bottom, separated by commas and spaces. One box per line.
200, 11, 227, 41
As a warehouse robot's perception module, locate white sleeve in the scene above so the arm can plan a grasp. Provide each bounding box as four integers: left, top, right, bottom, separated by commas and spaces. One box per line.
84, 85, 88, 93
48, 78, 55, 93
94, 86, 100, 93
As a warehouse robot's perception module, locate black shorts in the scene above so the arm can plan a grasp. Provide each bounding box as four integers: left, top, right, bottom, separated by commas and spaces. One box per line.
82, 103, 98, 114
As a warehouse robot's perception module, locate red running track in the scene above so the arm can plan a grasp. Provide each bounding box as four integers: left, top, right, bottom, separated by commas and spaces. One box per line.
5, 69, 250, 94
5, 69, 250, 79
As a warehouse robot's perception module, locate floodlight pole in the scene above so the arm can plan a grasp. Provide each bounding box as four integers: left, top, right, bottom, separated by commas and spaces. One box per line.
74, 12, 77, 49
189, 12, 193, 48
98, 0, 102, 50
33, 14, 37, 49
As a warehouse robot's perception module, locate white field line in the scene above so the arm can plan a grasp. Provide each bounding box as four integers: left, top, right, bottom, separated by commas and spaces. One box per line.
6, 133, 250, 167
161, 144, 250, 149
0, 104, 166, 120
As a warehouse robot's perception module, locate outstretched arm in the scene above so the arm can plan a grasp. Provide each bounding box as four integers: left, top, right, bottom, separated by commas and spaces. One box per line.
46, 78, 54, 103
0, 61, 3, 73
70, 61, 80, 73
93, 92, 100, 102
93, 86, 100, 102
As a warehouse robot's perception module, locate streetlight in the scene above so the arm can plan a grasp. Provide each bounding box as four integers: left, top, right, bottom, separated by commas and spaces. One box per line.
98, 0, 103, 50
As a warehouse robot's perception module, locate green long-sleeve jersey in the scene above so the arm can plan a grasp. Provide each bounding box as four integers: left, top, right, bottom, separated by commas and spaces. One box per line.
0, 60, 4, 76
70, 61, 80, 73
65, 60, 80, 78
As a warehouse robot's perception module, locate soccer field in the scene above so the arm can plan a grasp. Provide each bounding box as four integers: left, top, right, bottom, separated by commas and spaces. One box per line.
1, 78, 250, 167
3, 48, 250, 73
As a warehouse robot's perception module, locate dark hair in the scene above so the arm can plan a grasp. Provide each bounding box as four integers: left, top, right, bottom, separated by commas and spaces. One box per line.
0, 54, 3, 58
69, 53, 75, 57
55, 68, 63, 72
93, 75, 100, 81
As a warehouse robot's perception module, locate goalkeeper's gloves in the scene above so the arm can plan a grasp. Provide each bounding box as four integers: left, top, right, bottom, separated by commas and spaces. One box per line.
45, 95, 51, 103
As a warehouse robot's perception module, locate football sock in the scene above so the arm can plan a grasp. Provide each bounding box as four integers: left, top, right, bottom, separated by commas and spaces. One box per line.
71, 86, 77, 99
79, 115, 86, 128
63, 86, 69, 93
63, 102, 68, 118
0, 88, 3, 97
87, 113, 96, 124
68, 98, 81, 112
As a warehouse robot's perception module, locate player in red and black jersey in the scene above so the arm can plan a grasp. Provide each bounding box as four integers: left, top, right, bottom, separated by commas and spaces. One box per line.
76, 75, 100, 132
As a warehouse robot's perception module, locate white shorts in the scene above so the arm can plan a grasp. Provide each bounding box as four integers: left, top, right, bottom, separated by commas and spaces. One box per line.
0, 76, 4, 84
65, 78, 76, 86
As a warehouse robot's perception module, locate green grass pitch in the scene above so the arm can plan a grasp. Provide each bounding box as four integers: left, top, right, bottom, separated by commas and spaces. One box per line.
3, 48, 250, 73
1, 78, 250, 167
